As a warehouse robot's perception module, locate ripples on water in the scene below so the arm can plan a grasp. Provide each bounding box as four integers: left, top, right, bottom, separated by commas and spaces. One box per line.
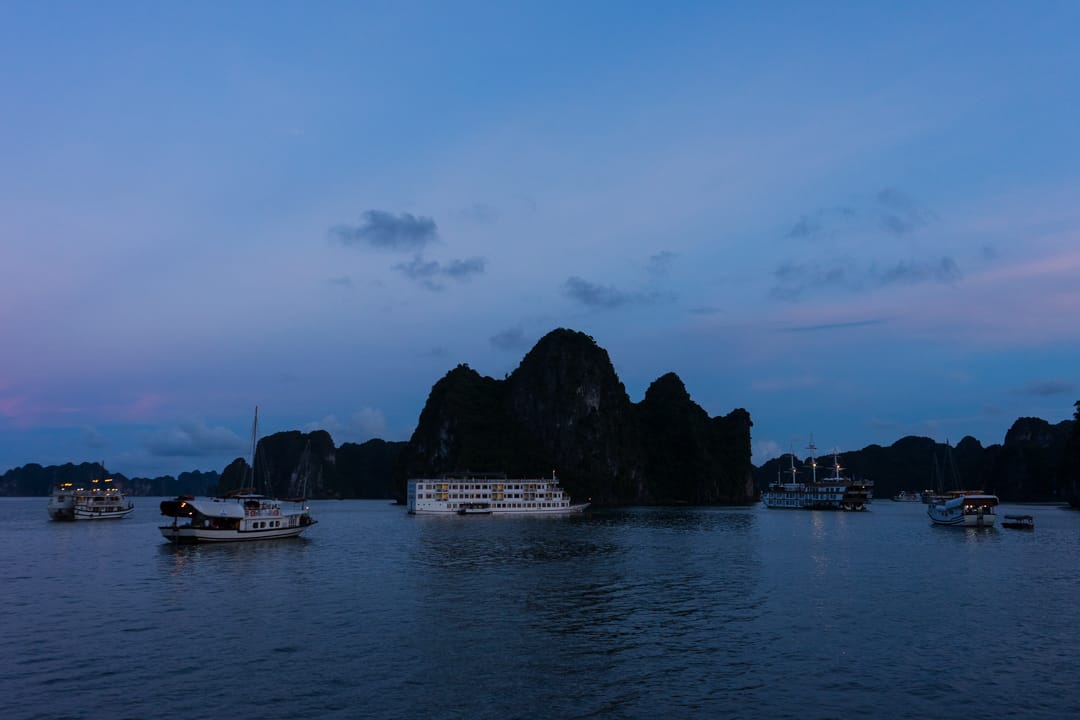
1, 499, 1078, 719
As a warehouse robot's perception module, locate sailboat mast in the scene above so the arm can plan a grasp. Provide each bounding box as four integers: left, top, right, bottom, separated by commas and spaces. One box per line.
807, 436, 818, 484
249, 405, 259, 491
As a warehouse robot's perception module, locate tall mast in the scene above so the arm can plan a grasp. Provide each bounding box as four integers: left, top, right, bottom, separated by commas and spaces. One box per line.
249, 405, 259, 491
807, 435, 818, 483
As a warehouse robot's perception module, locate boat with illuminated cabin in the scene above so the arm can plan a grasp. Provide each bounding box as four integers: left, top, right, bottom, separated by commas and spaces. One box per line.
407, 473, 588, 515
159, 491, 316, 543
761, 439, 872, 511
48, 471, 134, 521
925, 441, 997, 527
158, 407, 316, 543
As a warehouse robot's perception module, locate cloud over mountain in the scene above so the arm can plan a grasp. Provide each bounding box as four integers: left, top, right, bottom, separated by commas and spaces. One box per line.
1017, 380, 1076, 397
141, 420, 247, 458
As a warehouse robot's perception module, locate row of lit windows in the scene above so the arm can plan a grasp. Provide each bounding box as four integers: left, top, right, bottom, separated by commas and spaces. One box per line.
251, 520, 283, 529
414, 483, 550, 491
447, 502, 566, 509
421, 493, 559, 500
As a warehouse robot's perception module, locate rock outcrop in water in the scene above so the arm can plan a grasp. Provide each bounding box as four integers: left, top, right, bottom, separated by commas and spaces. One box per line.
219, 432, 406, 499
394, 328, 755, 505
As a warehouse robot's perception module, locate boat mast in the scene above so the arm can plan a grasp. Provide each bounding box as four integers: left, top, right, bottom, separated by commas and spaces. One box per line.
807, 436, 818, 484
248, 405, 259, 492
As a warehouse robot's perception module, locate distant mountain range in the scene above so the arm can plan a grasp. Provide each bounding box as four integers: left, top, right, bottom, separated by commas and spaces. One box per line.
754, 415, 1079, 504
3, 328, 1079, 506
0, 438, 405, 500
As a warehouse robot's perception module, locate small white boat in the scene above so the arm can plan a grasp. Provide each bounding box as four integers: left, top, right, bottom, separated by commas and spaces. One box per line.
159, 407, 316, 544
926, 491, 998, 527
1001, 514, 1034, 530
891, 490, 923, 502
457, 502, 493, 515
925, 442, 996, 527
48, 476, 134, 521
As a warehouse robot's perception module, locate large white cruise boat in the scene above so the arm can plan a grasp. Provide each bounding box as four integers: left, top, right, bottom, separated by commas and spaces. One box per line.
761, 440, 873, 511
48, 476, 135, 521
407, 473, 589, 515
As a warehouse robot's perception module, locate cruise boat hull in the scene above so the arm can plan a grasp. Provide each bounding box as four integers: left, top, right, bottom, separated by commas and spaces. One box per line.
74, 505, 135, 520
48, 504, 74, 521
427, 503, 589, 516
159, 524, 312, 544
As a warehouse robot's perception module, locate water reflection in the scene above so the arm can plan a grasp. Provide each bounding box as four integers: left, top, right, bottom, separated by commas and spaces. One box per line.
156, 535, 315, 576
7, 499, 1079, 719
587, 505, 757, 533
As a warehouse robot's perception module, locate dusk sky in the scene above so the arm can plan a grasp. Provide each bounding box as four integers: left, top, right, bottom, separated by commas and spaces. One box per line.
3, 2, 1079, 479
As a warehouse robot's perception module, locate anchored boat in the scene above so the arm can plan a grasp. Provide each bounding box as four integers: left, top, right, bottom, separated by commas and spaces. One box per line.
1001, 514, 1034, 530
48, 473, 134, 521
925, 441, 997, 527
926, 491, 998, 527
762, 439, 873, 511
408, 473, 588, 515
159, 491, 316, 543
159, 407, 316, 543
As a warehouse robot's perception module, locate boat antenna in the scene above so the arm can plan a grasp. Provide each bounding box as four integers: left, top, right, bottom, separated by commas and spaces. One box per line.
932, 450, 943, 495
945, 437, 963, 490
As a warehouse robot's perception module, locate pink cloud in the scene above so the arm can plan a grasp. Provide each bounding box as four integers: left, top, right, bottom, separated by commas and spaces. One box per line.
0, 395, 26, 418
124, 393, 165, 421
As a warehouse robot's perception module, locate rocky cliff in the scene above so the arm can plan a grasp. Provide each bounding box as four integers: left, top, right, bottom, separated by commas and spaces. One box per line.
218, 432, 406, 499
395, 328, 755, 505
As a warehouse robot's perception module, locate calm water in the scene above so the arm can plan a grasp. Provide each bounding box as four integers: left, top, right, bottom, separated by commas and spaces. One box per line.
2, 498, 1079, 720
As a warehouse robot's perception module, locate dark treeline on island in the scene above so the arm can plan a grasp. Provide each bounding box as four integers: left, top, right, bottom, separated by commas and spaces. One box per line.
0, 439, 406, 500
3, 329, 1079, 507
756, 410, 1080, 505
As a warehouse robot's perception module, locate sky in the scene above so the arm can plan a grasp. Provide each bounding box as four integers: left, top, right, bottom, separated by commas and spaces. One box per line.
3, 2, 1079, 478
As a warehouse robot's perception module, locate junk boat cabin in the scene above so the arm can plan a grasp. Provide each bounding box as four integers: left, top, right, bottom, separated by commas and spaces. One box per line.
159, 490, 316, 544
926, 491, 998, 527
